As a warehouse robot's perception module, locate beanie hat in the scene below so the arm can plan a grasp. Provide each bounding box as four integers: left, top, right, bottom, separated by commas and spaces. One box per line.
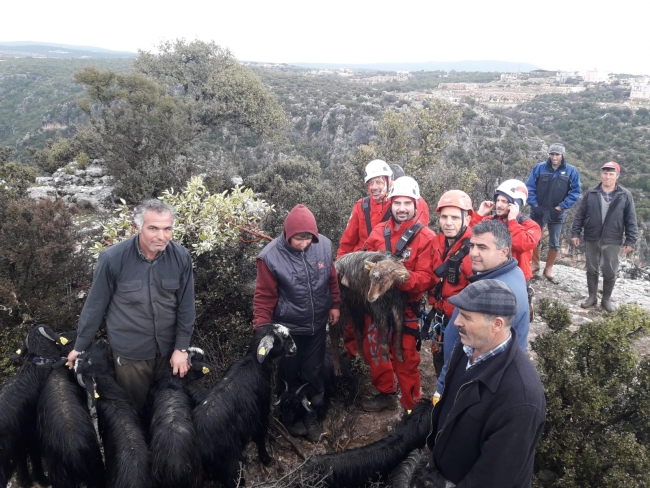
548, 143, 565, 155
389, 164, 405, 179
283, 204, 319, 243
448, 279, 518, 317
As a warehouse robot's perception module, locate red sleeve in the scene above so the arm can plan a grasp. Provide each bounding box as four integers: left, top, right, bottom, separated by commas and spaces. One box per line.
253, 258, 279, 330
470, 212, 484, 226
508, 218, 541, 253
397, 229, 436, 297
337, 200, 363, 258
362, 223, 386, 252
329, 263, 340, 309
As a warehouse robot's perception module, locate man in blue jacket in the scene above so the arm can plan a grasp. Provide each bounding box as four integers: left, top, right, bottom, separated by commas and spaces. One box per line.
526, 143, 581, 283
436, 219, 529, 396
571, 161, 638, 312
428, 280, 546, 487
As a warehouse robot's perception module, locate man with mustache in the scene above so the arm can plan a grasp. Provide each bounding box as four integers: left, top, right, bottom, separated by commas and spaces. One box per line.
435, 219, 530, 396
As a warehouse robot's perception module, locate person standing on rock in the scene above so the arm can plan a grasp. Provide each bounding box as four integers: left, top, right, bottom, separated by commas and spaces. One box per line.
570, 162, 637, 312
526, 143, 581, 283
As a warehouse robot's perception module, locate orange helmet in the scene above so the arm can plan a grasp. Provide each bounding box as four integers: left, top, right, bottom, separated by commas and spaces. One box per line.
436, 190, 473, 213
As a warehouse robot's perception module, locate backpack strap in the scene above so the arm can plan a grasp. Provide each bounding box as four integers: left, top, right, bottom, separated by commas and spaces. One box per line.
362, 197, 391, 236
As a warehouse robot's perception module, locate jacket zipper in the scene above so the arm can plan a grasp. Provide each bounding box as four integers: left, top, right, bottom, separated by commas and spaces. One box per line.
435, 379, 476, 444
301, 250, 315, 335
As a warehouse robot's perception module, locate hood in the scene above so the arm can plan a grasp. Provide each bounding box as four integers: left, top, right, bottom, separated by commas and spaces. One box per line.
283, 204, 319, 243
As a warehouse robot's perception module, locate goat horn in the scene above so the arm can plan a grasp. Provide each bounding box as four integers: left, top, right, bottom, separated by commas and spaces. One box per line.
301, 397, 313, 413
283, 380, 289, 393
295, 382, 310, 395
76, 373, 86, 388
38, 326, 59, 343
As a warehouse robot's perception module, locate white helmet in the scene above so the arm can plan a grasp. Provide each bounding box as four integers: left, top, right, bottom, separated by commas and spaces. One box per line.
364, 159, 393, 183
495, 179, 528, 206
389, 176, 420, 201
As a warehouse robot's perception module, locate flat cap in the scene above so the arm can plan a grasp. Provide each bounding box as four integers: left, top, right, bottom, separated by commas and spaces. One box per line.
548, 143, 565, 155
449, 279, 518, 317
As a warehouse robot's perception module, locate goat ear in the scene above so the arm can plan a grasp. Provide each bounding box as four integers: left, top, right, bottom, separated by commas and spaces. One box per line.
340, 274, 350, 287
364, 261, 376, 270
257, 335, 275, 364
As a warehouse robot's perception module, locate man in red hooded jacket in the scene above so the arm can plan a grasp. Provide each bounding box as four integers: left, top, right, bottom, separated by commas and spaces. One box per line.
360, 177, 435, 412
253, 204, 340, 443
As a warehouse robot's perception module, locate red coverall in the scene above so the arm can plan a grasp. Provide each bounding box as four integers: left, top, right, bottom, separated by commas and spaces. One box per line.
470, 213, 541, 282
361, 219, 436, 410
427, 227, 474, 318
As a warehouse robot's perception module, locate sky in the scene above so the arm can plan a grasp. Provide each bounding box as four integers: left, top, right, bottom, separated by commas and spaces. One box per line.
3, 0, 650, 74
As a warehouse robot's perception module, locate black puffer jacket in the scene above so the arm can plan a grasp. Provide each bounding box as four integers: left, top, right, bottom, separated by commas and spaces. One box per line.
571, 183, 638, 246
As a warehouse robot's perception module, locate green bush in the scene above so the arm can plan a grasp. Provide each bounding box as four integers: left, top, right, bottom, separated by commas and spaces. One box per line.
532, 303, 650, 487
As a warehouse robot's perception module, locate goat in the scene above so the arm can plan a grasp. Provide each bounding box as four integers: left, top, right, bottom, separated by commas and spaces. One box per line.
303, 399, 434, 488
276, 349, 358, 428
38, 366, 106, 488
74, 340, 151, 488
147, 348, 212, 488
389, 448, 455, 488
194, 323, 296, 488
0, 325, 73, 488
332, 251, 409, 375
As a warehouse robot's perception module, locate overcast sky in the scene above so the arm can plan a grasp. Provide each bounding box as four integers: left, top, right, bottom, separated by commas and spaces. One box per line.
4, 0, 649, 74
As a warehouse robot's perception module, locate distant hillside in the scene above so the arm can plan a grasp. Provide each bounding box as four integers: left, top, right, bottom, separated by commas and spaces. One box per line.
291, 60, 540, 73
0, 42, 136, 59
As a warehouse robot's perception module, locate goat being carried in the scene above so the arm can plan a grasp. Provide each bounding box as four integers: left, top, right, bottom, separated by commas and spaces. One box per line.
331, 251, 409, 374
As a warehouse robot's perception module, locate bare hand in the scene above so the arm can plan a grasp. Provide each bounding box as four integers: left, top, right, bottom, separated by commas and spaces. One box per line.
507, 203, 520, 221
478, 201, 494, 217
555, 206, 562, 211
623, 245, 634, 256
329, 308, 340, 325
67, 350, 80, 370
170, 350, 190, 377
571, 237, 580, 247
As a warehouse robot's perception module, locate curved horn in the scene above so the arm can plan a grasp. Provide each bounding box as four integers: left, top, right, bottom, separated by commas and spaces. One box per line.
76, 373, 86, 388
301, 397, 313, 413
38, 326, 59, 343
283, 379, 289, 393
295, 382, 310, 395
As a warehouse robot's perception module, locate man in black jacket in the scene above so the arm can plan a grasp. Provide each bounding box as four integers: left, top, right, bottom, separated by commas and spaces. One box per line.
429, 279, 546, 487
571, 161, 638, 312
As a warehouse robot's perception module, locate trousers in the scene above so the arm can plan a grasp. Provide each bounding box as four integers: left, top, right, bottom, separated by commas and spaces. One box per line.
585, 241, 621, 281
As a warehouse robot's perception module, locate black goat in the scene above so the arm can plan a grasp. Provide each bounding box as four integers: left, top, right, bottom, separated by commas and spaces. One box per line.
276, 349, 358, 428
389, 448, 455, 488
147, 348, 212, 488
0, 325, 73, 487
194, 323, 296, 488
38, 367, 106, 488
304, 399, 434, 487
332, 251, 408, 375
74, 340, 151, 488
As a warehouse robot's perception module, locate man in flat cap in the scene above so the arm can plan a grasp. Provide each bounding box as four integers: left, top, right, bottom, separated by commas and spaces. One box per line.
526, 143, 581, 283
571, 161, 638, 312
427, 280, 546, 487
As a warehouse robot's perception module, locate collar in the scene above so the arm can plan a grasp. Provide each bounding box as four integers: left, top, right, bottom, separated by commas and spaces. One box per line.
135, 236, 166, 263
468, 257, 516, 282
464, 331, 512, 370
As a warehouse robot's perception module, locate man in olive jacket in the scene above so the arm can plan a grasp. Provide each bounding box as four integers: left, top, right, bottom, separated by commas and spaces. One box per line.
571, 161, 638, 312
429, 279, 546, 487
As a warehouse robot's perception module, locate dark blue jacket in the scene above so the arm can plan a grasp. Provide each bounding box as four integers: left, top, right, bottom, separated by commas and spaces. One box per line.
258, 234, 334, 336
436, 258, 529, 393
430, 329, 546, 487
526, 157, 581, 224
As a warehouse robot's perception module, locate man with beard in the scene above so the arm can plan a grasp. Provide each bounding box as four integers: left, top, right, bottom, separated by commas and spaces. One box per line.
360, 177, 436, 412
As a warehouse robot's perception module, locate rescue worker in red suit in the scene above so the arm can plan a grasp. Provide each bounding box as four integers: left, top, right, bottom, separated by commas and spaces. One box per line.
337, 161, 430, 357
427, 190, 475, 377
473, 179, 541, 319
360, 177, 436, 412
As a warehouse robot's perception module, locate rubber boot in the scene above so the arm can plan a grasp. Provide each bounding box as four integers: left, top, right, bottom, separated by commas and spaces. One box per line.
601, 279, 617, 313
543, 250, 559, 284
580, 274, 599, 308
531, 247, 541, 277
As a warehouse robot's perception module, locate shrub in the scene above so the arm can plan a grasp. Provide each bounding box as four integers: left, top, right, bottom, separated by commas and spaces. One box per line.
532, 303, 650, 487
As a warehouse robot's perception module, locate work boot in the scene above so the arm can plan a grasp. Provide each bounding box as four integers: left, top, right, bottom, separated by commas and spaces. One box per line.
531, 247, 541, 277
543, 250, 560, 284
304, 412, 322, 443
360, 392, 398, 412
580, 274, 599, 308
285, 418, 307, 438
601, 279, 617, 313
